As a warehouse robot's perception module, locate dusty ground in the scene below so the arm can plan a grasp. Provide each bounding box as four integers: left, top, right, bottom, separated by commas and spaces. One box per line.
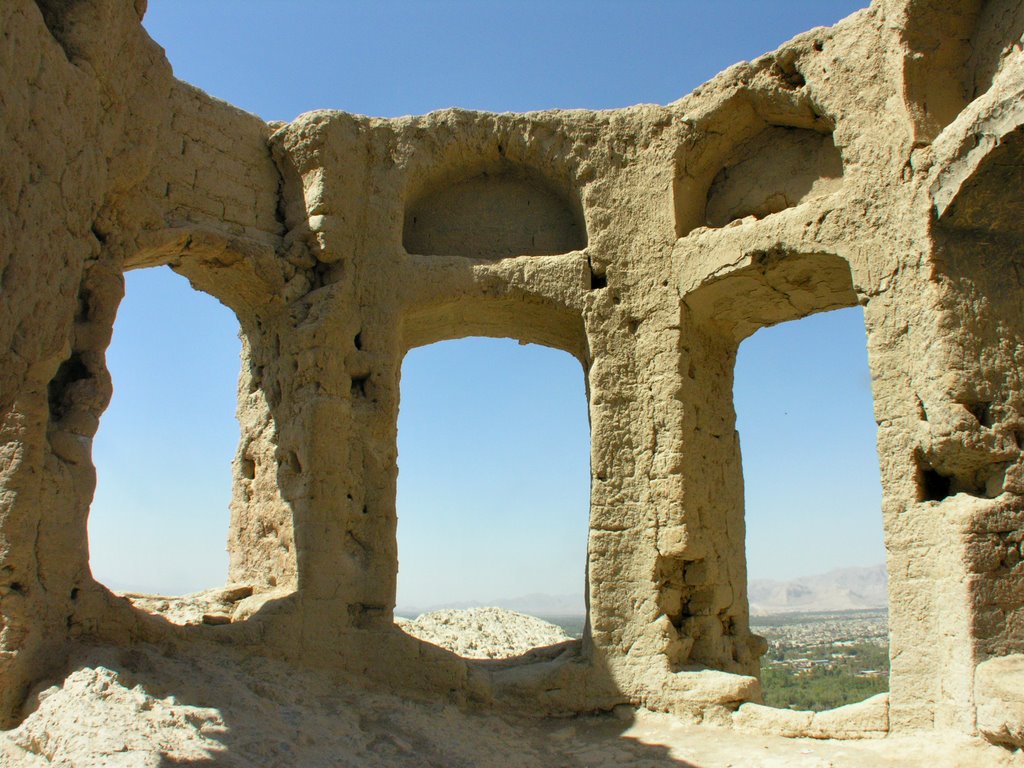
121, 587, 260, 627
1, 636, 1020, 767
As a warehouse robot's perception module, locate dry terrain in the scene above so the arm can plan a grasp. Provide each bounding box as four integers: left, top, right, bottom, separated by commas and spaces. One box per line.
0, 608, 1019, 767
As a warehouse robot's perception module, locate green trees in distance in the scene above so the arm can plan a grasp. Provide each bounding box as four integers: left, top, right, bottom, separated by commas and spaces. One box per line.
761, 641, 889, 711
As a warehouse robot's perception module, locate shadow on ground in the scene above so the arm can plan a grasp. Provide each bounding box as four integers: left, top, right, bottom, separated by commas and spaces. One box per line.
6, 639, 1016, 767
3, 640, 694, 768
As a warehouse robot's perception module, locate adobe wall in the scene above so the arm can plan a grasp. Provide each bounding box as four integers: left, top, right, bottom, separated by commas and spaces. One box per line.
2, 0, 1024, 740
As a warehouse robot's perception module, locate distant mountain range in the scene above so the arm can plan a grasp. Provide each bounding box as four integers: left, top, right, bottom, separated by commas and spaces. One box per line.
397, 592, 585, 618
398, 564, 888, 619
749, 564, 887, 615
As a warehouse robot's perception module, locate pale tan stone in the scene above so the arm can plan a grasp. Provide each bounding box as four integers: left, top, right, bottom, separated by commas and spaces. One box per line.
735, 694, 889, 740
976, 655, 1024, 747
734, 702, 815, 737
2, 0, 1024, 759
809, 693, 890, 739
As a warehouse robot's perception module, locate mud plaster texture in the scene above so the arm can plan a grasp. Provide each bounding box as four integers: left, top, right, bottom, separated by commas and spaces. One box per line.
2, 0, 1024, 754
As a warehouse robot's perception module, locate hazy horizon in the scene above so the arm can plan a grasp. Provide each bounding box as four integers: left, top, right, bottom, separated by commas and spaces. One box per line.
395, 562, 889, 618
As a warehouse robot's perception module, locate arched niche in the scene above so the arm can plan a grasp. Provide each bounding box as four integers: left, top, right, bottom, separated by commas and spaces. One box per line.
403, 165, 587, 260
675, 121, 843, 238
705, 127, 843, 228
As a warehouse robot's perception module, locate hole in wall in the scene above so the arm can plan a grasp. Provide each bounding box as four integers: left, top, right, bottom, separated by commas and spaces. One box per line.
351, 373, 370, 399
914, 451, 995, 501
240, 455, 256, 481
31, 0, 76, 59
89, 267, 254, 625
47, 352, 92, 422
395, 337, 590, 660
915, 395, 928, 421
735, 306, 889, 711
656, 554, 711, 672
75, 286, 94, 323
963, 400, 994, 428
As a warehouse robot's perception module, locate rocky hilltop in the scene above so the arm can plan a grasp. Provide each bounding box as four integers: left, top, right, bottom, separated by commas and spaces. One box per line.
396, 608, 572, 659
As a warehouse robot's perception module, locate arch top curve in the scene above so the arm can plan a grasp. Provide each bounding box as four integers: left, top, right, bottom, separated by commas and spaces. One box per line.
401, 293, 589, 366
125, 225, 287, 321
683, 249, 859, 344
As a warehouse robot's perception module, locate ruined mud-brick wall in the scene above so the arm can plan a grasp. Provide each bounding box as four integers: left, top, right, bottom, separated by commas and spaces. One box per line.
2, 0, 1024, 739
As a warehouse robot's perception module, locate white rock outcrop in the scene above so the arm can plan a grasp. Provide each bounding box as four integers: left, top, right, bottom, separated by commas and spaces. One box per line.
397, 608, 573, 659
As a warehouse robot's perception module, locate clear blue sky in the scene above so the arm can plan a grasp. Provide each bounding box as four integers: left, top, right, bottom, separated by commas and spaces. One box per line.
89, 0, 880, 604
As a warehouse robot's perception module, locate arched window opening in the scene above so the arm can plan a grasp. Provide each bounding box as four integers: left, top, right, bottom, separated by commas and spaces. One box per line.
395, 337, 590, 660
89, 267, 244, 624
735, 306, 888, 711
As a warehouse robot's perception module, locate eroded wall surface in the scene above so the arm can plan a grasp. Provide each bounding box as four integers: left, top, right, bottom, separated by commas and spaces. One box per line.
2, 0, 1024, 739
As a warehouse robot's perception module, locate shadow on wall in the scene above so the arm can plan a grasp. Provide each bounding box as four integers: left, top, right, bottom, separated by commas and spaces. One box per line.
704, 126, 843, 228
898, 0, 1024, 143
932, 121, 1024, 663
673, 104, 844, 239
